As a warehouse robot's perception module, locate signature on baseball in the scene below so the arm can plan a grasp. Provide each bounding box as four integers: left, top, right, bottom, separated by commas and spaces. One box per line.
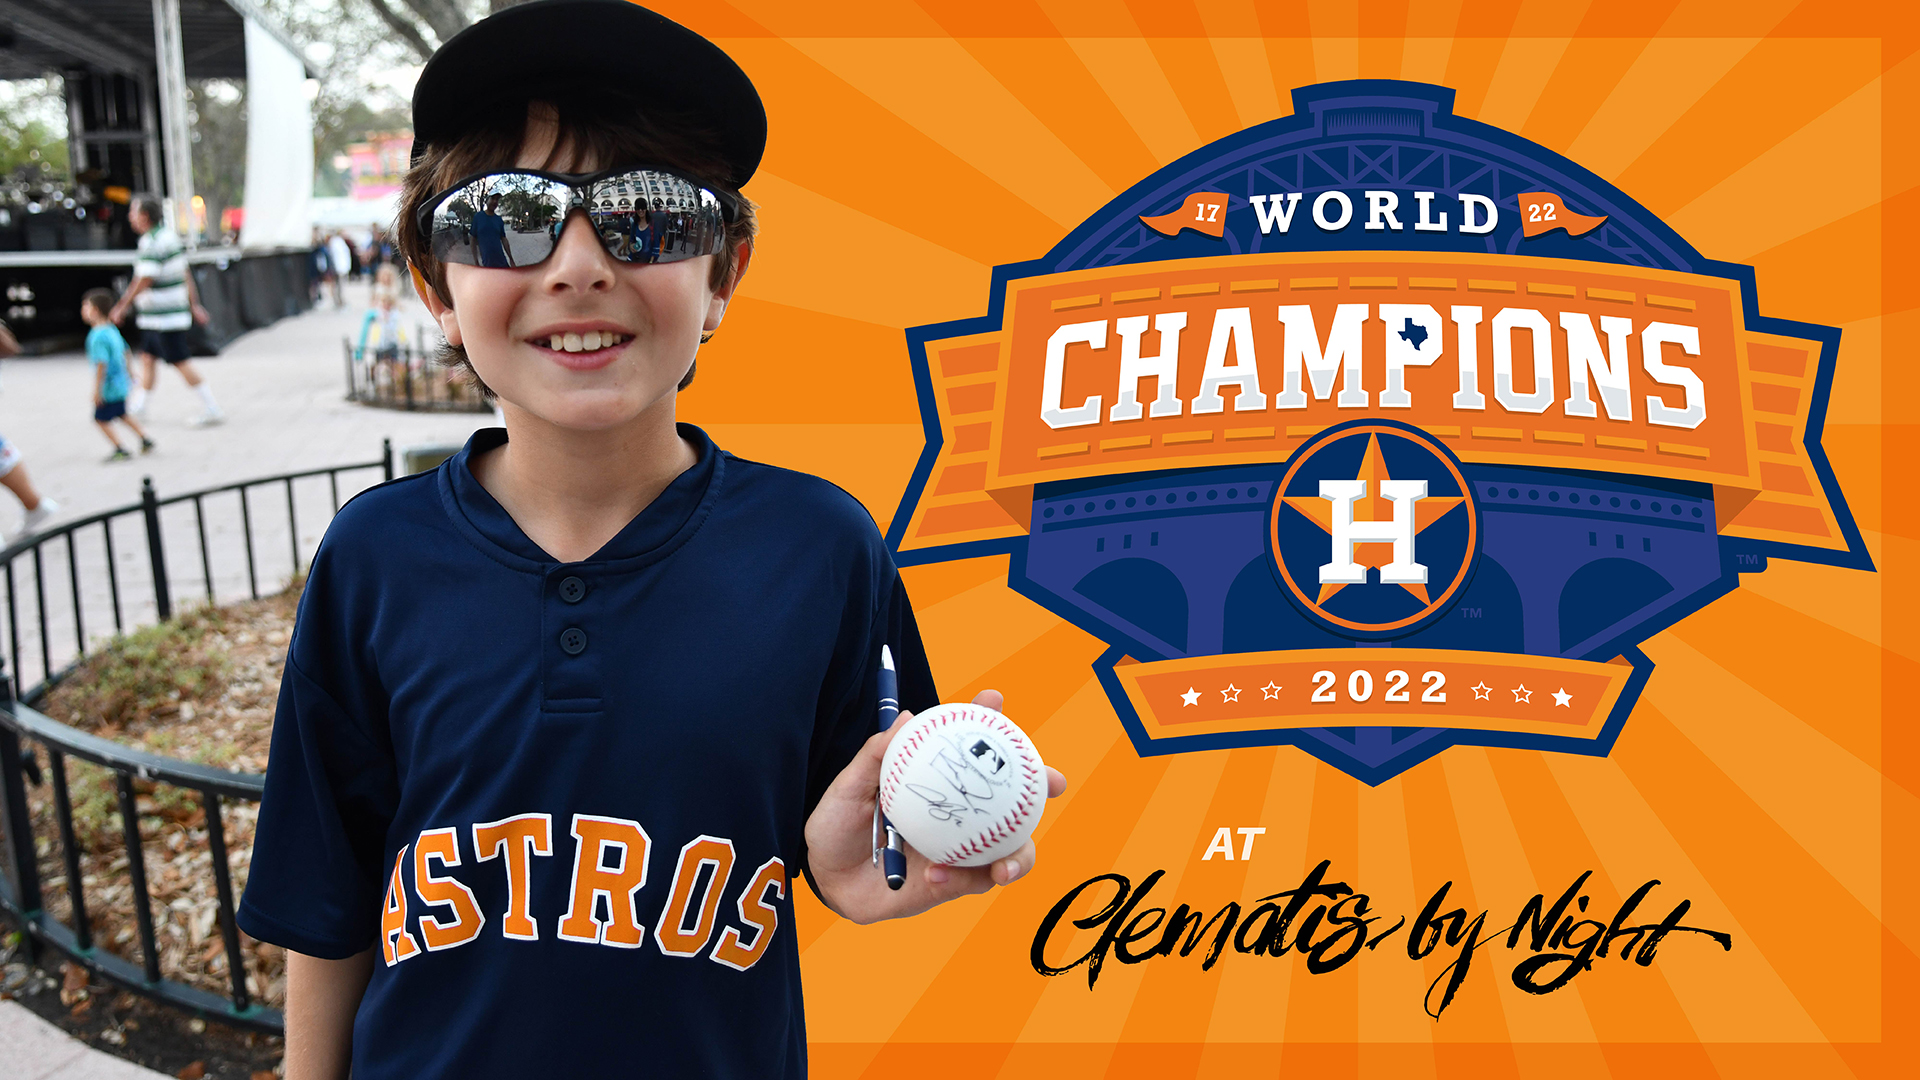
903, 731, 1012, 827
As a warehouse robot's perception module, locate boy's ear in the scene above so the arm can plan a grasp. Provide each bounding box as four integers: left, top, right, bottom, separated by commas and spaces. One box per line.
704, 240, 753, 333
412, 264, 463, 346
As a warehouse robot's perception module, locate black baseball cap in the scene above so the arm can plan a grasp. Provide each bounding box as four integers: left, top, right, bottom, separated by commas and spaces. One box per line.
409, 0, 766, 187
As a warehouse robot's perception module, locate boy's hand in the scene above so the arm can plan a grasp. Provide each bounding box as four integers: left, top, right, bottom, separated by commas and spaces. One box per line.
192, 303, 210, 326
803, 688, 1068, 925
93, 394, 103, 407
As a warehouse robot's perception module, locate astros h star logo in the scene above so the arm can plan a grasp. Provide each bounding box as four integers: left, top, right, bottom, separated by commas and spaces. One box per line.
1270, 421, 1477, 640
887, 80, 1873, 785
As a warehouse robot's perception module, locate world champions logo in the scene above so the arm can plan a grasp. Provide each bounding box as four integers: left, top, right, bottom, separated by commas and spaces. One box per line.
889, 81, 1872, 785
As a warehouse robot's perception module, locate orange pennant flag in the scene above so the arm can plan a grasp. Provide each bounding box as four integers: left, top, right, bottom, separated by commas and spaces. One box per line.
1518, 191, 1607, 238
1139, 192, 1230, 238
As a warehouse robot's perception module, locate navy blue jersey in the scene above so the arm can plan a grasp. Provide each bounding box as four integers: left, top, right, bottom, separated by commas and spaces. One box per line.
237, 425, 937, 1078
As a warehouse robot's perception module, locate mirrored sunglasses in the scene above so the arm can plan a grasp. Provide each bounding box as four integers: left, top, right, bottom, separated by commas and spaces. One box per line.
418, 166, 734, 269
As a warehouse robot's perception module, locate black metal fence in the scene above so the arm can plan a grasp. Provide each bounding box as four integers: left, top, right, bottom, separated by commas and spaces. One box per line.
0, 442, 397, 1033
343, 337, 491, 413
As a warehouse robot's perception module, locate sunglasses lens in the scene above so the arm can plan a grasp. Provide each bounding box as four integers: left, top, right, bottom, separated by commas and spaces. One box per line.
427, 174, 571, 268
427, 170, 731, 268
583, 171, 729, 264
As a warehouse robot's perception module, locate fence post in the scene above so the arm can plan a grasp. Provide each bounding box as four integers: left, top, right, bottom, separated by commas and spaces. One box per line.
0, 655, 46, 959
141, 477, 171, 621
382, 438, 394, 482
343, 340, 356, 402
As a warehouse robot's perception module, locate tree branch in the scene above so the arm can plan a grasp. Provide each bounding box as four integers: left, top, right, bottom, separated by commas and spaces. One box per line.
400, 0, 472, 46
357, 0, 436, 61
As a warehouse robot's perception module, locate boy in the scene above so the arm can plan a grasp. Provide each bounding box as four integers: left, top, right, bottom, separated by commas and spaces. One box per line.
235, 4, 1063, 1079
82, 289, 154, 461
106, 194, 226, 426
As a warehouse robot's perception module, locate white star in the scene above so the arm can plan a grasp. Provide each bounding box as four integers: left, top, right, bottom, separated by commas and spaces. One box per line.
1552, 687, 1573, 708
1512, 685, 1533, 704
1219, 683, 1241, 703
1262, 680, 1282, 700
1180, 687, 1201, 707
1471, 681, 1492, 701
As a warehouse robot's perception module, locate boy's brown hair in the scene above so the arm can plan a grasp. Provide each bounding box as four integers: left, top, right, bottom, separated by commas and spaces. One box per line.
395, 91, 758, 399
81, 288, 118, 319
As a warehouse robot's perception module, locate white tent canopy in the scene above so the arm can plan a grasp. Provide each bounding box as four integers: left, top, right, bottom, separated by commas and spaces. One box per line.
237, 16, 313, 249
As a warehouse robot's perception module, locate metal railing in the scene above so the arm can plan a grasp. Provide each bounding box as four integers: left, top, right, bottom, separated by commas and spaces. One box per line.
343, 338, 491, 413
0, 442, 397, 1033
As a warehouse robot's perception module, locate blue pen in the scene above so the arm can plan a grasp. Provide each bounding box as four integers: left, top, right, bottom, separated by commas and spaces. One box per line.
875, 645, 908, 890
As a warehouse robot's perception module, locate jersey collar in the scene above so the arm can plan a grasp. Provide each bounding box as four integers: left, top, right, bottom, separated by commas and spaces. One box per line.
438, 422, 723, 569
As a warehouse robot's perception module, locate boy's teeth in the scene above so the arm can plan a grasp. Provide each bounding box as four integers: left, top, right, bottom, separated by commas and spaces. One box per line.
544, 332, 625, 353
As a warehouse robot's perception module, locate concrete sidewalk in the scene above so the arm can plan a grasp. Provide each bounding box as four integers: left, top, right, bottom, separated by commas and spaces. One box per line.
2, 286, 488, 1079
1, 999, 167, 1078
2, 282, 489, 533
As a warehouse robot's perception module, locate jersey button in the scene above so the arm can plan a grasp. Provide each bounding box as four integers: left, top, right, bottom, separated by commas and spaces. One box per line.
559, 576, 587, 603
559, 627, 588, 655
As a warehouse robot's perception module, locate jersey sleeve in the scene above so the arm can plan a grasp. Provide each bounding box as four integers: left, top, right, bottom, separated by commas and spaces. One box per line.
799, 565, 938, 884
236, 555, 400, 959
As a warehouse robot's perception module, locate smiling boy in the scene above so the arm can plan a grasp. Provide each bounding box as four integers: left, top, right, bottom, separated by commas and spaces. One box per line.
235, 3, 1062, 1078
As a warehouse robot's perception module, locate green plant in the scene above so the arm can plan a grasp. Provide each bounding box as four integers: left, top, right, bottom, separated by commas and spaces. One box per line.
49, 606, 233, 729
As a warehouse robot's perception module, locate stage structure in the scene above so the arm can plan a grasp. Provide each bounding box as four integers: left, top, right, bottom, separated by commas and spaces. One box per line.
0, 0, 316, 353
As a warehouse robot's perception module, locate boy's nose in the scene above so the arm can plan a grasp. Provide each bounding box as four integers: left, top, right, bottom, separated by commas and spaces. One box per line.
541, 210, 616, 293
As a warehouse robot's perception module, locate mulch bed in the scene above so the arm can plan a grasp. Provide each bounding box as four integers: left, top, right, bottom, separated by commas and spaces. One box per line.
5, 583, 301, 1076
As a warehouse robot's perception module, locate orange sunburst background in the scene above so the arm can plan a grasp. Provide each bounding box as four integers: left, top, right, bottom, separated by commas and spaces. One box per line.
656, 1, 1914, 1076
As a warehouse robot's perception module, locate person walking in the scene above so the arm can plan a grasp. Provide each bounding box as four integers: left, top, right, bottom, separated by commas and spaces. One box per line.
326, 231, 352, 307
0, 317, 57, 542
107, 195, 227, 426
82, 289, 155, 461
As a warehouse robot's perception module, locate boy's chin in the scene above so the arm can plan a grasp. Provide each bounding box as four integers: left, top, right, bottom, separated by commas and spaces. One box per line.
506, 387, 674, 433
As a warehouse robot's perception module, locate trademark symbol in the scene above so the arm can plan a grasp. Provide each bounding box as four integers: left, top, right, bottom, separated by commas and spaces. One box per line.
1460, 607, 1483, 619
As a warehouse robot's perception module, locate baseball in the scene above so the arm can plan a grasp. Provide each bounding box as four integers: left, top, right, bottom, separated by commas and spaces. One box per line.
878, 702, 1047, 868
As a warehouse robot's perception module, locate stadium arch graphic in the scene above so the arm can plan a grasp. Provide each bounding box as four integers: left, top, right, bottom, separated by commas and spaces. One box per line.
888, 80, 1872, 786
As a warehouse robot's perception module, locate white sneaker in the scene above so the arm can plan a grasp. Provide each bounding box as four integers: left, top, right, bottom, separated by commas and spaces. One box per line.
187, 411, 226, 428
21, 498, 57, 535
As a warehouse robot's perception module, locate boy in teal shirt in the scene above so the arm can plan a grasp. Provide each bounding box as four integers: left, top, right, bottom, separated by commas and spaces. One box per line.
81, 289, 154, 461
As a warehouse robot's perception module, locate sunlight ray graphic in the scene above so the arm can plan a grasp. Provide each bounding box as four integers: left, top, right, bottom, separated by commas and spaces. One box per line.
953, 37, 1165, 194
1735, 557, 1886, 653
1206, 38, 1286, 128
1668, 66, 1893, 260
1610, 38, 1882, 217
782, 38, 1114, 228
1440, 750, 1602, 1042
1064, 37, 1206, 164
1484, 753, 1705, 1043
1661, 589, 1886, 772
1398, 760, 1518, 1041
1605, 709, 1878, 1042
1355, 778, 1438, 1044
1113, 748, 1288, 1045
1199, 750, 1319, 1044
915, 577, 1066, 693
1476, 35, 1579, 136
1567, 38, 1765, 180
1016, 752, 1234, 1043
1542, 754, 1833, 1043
733, 172, 988, 327
1638, 635, 1883, 916
1279, 763, 1361, 1045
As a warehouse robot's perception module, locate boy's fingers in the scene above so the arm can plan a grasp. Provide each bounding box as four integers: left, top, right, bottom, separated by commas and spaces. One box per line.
971, 688, 1003, 712
1046, 766, 1067, 798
